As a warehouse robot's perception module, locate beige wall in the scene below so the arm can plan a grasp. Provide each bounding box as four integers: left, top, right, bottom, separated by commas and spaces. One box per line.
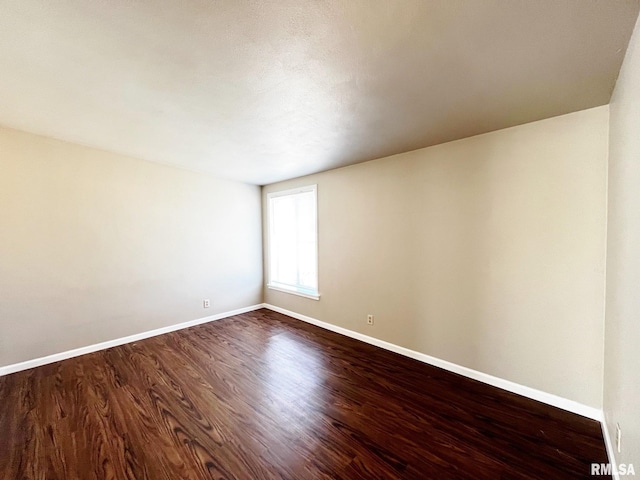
604, 13, 640, 467
0, 127, 263, 367
263, 106, 608, 408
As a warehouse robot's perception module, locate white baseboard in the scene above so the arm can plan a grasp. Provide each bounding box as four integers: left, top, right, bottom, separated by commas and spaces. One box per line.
263, 303, 603, 421
601, 416, 620, 480
2, 302, 604, 425
0, 304, 264, 377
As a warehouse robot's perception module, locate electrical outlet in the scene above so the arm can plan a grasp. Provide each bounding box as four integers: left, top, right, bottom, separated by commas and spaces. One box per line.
367, 314, 374, 325
616, 423, 622, 453
203, 299, 210, 308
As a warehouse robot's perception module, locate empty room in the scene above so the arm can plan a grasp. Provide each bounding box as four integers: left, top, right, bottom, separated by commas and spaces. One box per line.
1, 1, 640, 479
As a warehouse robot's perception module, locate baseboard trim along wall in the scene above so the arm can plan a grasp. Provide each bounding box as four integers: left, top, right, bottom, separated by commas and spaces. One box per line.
601, 418, 621, 480
262, 303, 603, 422
0, 304, 264, 377
1, 301, 603, 424
1, 302, 613, 466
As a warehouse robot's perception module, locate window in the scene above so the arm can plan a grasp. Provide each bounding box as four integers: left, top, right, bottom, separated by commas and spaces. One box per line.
267, 185, 319, 300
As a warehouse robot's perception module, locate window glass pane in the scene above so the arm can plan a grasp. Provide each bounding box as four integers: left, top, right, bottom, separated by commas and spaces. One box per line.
271, 195, 297, 287
268, 187, 317, 295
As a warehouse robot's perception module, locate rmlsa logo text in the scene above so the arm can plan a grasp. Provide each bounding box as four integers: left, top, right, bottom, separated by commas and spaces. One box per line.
591, 463, 636, 476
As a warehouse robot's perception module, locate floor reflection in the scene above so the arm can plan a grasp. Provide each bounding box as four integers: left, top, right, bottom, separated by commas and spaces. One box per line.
262, 332, 326, 438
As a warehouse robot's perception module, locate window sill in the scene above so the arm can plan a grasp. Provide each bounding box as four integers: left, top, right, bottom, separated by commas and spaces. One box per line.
267, 284, 320, 300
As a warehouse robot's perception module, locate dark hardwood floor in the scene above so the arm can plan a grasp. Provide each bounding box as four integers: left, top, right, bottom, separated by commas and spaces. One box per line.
0, 308, 609, 479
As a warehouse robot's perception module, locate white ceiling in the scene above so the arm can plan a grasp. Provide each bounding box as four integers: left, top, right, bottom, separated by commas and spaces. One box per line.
0, 1, 638, 185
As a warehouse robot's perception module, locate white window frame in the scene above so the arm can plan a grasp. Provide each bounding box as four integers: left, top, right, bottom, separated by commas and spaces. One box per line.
266, 185, 320, 300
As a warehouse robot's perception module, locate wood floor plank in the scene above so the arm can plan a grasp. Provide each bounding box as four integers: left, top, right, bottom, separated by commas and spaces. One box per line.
0, 308, 610, 479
